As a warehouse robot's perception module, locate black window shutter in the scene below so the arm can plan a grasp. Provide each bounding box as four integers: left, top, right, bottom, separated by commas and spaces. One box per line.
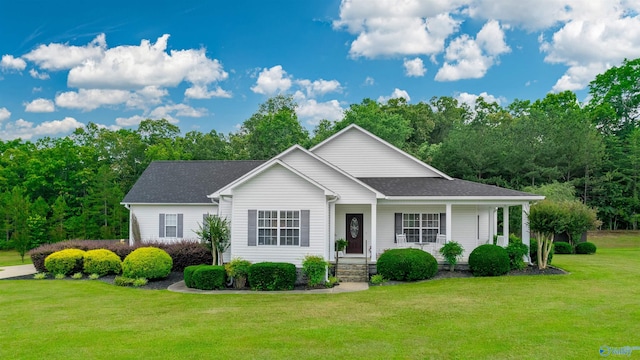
248, 210, 257, 246
394, 213, 402, 243
159, 214, 165, 238
177, 214, 184, 238
440, 213, 446, 235
300, 210, 310, 247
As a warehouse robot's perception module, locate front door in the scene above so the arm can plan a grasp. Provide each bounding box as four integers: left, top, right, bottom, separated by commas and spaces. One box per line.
345, 213, 364, 254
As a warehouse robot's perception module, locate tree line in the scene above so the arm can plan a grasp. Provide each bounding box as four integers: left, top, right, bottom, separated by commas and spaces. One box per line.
1, 58, 639, 250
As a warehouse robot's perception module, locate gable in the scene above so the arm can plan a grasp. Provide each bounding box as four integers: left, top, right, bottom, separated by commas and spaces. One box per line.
311, 125, 449, 178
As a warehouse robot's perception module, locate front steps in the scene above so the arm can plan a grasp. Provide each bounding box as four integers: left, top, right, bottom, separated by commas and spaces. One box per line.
335, 263, 369, 282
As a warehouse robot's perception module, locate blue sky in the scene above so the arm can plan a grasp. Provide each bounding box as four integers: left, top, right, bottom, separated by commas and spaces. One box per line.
1, 0, 640, 140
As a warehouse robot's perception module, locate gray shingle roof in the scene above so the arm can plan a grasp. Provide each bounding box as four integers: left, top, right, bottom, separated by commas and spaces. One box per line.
358, 177, 541, 197
122, 160, 266, 204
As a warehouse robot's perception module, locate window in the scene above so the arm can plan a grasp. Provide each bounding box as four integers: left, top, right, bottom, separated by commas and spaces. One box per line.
257, 210, 300, 246
403, 213, 439, 243
165, 214, 177, 237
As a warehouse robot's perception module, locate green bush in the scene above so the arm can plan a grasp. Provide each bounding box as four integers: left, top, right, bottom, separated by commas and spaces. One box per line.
376, 248, 438, 281
83, 249, 122, 276
575, 241, 597, 254
248, 262, 297, 291
439, 241, 464, 271
184, 264, 207, 288
554, 242, 574, 254
468, 244, 510, 277
114, 276, 136, 287
44, 249, 86, 275
506, 241, 529, 270
225, 258, 252, 289
192, 265, 227, 290
122, 247, 172, 280
302, 255, 328, 287
530, 238, 554, 265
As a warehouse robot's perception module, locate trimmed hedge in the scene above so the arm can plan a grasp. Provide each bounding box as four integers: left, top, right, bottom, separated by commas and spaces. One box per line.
83, 249, 122, 276
248, 262, 296, 291
468, 244, 510, 277
376, 248, 438, 281
44, 249, 86, 275
192, 265, 226, 290
29, 240, 210, 273
122, 247, 173, 280
554, 242, 573, 254
530, 239, 554, 265
575, 241, 597, 254
184, 264, 207, 288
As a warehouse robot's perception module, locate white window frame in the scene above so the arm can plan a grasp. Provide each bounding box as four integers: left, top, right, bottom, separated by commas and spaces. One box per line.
402, 213, 439, 243
257, 210, 300, 246
165, 213, 178, 238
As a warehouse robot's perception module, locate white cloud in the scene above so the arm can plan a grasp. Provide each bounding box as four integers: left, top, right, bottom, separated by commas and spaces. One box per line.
184, 85, 232, 99
435, 20, 510, 81
0, 117, 83, 140
403, 57, 426, 77
115, 115, 146, 127
115, 103, 206, 126
1, 55, 26, 71
29, 69, 50, 80
455, 91, 504, 109
466, 0, 573, 31
378, 88, 411, 103
23, 34, 106, 70
293, 91, 344, 124
66, 34, 228, 90
25, 98, 55, 113
296, 79, 342, 97
364, 76, 375, 85
0, 107, 10, 122
251, 65, 292, 95
55, 89, 131, 111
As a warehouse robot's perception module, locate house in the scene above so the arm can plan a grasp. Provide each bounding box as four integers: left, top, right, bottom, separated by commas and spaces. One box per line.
122, 124, 544, 273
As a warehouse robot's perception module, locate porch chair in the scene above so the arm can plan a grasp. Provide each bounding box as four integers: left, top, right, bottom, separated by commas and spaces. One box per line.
395, 233, 409, 248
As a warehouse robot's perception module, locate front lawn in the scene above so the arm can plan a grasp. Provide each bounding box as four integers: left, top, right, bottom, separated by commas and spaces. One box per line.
1, 243, 639, 359
0, 250, 32, 267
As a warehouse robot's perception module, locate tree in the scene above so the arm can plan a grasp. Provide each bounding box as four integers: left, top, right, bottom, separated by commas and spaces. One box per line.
528, 201, 566, 269
196, 215, 230, 266
561, 201, 600, 247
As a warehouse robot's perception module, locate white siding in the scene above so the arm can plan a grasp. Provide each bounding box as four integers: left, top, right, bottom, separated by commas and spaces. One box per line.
129, 204, 217, 244
312, 127, 441, 178
230, 163, 327, 267
376, 205, 445, 257
451, 205, 479, 259
478, 206, 490, 245
280, 148, 377, 204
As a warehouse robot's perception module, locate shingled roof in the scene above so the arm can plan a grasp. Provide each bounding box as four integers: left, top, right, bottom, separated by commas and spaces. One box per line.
122, 160, 266, 204
358, 177, 542, 198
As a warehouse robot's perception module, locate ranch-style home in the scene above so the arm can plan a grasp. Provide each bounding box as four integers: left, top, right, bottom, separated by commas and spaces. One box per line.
122, 124, 543, 277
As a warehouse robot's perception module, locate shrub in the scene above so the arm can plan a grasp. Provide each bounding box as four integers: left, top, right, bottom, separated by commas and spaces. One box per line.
89, 273, 100, 280
376, 248, 438, 281
72, 272, 83, 279
554, 242, 574, 254
192, 265, 226, 290
506, 241, 529, 270
54, 273, 66, 279
33, 272, 47, 280
468, 244, 510, 277
327, 276, 339, 287
184, 264, 207, 288
248, 262, 297, 291
225, 258, 252, 289
530, 239, 554, 265
114, 276, 136, 287
132, 278, 148, 287
370, 274, 385, 285
302, 255, 328, 287
83, 249, 122, 276
30, 240, 127, 272
575, 241, 597, 254
122, 247, 172, 280
159, 241, 213, 272
439, 241, 464, 271
44, 249, 86, 275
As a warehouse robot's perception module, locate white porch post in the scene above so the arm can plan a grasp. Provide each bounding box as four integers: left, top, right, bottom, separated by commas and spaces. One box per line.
329, 201, 336, 261
493, 208, 498, 241
446, 203, 452, 243
503, 206, 509, 246
370, 202, 377, 261
521, 202, 531, 263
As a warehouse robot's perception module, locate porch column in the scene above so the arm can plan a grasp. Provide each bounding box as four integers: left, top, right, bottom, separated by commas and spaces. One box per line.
521, 202, 531, 263
446, 203, 452, 243
329, 201, 336, 261
503, 206, 509, 246
493, 207, 498, 241
370, 202, 377, 261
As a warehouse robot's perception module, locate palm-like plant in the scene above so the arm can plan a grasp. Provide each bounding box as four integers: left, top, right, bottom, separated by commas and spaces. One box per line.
196, 215, 230, 265
439, 241, 464, 272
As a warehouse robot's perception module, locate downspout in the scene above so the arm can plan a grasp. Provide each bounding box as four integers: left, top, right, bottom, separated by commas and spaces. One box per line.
327, 194, 339, 277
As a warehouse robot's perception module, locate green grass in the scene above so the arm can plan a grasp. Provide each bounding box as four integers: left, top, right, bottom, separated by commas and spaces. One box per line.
0, 250, 32, 267
1, 242, 640, 359
588, 230, 640, 248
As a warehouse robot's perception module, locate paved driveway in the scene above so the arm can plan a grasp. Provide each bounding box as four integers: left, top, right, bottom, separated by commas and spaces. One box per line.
0, 264, 37, 279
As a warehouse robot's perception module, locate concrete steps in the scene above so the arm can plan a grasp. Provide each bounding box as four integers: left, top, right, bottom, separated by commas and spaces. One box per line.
335, 263, 369, 282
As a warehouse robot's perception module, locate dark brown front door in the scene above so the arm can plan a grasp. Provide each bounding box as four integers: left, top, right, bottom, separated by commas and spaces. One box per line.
346, 213, 363, 254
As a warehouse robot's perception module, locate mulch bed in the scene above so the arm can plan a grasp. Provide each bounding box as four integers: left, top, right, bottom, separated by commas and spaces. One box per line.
381, 265, 567, 285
